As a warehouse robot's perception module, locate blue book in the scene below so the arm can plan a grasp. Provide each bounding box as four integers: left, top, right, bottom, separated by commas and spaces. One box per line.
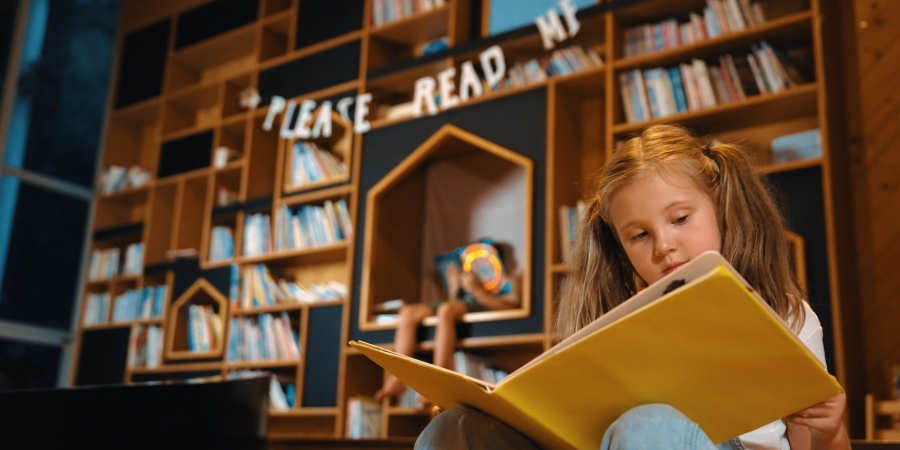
644, 69, 661, 119
153, 285, 167, 318
667, 67, 689, 113
652, 23, 664, 51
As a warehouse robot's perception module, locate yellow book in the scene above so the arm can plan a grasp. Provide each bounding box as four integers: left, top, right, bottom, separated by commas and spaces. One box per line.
349, 251, 843, 450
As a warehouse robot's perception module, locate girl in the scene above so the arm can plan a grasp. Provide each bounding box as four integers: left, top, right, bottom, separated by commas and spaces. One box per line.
415, 124, 849, 450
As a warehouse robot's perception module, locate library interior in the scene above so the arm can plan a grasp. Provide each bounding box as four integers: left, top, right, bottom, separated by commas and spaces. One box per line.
0, 0, 899, 448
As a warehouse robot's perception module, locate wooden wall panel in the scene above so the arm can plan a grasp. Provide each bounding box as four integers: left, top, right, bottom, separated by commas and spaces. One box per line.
846, 0, 900, 404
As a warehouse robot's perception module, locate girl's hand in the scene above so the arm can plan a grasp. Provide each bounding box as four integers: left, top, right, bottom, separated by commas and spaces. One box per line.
784, 393, 850, 450
459, 271, 485, 296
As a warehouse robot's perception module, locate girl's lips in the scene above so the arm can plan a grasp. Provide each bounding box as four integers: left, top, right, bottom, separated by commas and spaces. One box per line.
663, 262, 685, 275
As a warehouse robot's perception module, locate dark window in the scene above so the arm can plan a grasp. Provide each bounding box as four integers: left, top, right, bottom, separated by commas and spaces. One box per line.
11, 0, 119, 187
0, 178, 89, 329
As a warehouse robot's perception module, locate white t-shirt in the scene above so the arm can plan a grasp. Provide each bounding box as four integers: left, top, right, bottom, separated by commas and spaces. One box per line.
738, 301, 826, 450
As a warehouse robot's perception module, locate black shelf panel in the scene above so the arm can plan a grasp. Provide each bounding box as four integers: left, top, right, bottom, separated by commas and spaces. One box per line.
158, 130, 213, 178
175, 0, 259, 49
93, 222, 144, 241
115, 19, 169, 109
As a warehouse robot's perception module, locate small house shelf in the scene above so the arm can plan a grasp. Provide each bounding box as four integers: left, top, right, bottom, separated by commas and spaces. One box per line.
164, 278, 228, 361
359, 124, 533, 330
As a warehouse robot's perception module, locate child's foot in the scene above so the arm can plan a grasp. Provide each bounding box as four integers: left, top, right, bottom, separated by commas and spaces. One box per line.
374, 376, 406, 401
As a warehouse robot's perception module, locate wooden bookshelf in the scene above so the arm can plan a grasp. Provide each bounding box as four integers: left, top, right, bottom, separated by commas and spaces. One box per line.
73, 0, 852, 442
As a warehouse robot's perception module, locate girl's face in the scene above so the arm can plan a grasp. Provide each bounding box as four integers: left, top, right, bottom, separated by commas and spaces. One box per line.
608, 171, 721, 285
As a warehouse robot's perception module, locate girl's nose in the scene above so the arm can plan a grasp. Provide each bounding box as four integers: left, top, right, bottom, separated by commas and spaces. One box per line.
654, 234, 675, 256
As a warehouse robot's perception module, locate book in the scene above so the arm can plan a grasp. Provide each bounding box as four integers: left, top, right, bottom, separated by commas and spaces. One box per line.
350, 251, 843, 450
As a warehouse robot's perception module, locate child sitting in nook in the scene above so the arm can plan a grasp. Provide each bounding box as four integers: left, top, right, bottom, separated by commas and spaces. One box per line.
374, 239, 519, 401
414, 124, 850, 450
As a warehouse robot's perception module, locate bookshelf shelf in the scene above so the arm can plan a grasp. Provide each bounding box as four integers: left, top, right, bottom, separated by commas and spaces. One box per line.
612, 11, 814, 71
129, 361, 223, 375
239, 242, 348, 266
227, 359, 300, 369
759, 157, 821, 175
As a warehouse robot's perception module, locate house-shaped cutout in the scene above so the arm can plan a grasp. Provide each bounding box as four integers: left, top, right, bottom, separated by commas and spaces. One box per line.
165, 278, 228, 360
359, 124, 533, 330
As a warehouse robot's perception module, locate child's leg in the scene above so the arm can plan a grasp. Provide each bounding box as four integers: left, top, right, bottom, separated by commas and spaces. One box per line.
602, 404, 743, 450
375, 303, 433, 400
433, 300, 468, 370
414, 407, 541, 450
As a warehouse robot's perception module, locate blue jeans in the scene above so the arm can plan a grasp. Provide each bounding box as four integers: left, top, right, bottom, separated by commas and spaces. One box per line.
414, 404, 745, 450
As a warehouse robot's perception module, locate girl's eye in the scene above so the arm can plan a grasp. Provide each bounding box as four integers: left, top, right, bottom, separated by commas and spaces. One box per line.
674, 215, 689, 224
632, 231, 648, 240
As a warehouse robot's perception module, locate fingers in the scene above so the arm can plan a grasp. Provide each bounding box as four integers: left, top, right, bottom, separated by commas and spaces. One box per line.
431, 405, 444, 418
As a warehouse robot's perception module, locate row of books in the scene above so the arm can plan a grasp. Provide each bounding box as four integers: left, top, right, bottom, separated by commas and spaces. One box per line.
98, 164, 151, 194
274, 199, 353, 251
243, 213, 273, 257
111, 284, 168, 323
210, 226, 234, 262
186, 304, 223, 353
618, 40, 807, 123
454, 350, 508, 384
227, 312, 301, 363
371, 0, 446, 27
494, 44, 603, 92
288, 141, 347, 189
128, 324, 162, 369
88, 243, 144, 281
83, 293, 110, 325
269, 376, 296, 411
237, 263, 348, 309
346, 396, 382, 439
622, 0, 767, 58
558, 201, 587, 263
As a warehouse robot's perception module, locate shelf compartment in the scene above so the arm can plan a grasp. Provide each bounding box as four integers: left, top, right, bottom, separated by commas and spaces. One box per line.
264, 0, 292, 17
282, 111, 353, 195
360, 125, 533, 330
103, 100, 161, 173
222, 74, 255, 119
165, 278, 228, 361
260, 15, 292, 63
371, 5, 449, 45
162, 85, 220, 135
94, 188, 149, 230
246, 115, 281, 200
173, 173, 209, 257
159, 130, 214, 179
217, 120, 248, 165
145, 181, 178, 265
168, 24, 258, 92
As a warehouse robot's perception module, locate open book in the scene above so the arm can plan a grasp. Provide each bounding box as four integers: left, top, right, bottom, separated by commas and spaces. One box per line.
350, 251, 843, 450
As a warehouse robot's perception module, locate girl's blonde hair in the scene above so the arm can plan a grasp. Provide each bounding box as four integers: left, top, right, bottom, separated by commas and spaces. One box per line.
554, 124, 805, 339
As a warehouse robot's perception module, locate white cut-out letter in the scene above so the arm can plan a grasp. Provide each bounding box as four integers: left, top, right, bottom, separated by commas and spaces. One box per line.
279, 100, 297, 139
437, 67, 460, 110
479, 46, 506, 90
263, 95, 286, 131
336, 96, 354, 121
354, 93, 372, 134
293, 99, 317, 139
311, 101, 333, 138
413, 76, 438, 117
559, 0, 580, 37
458, 61, 483, 102
535, 8, 567, 50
